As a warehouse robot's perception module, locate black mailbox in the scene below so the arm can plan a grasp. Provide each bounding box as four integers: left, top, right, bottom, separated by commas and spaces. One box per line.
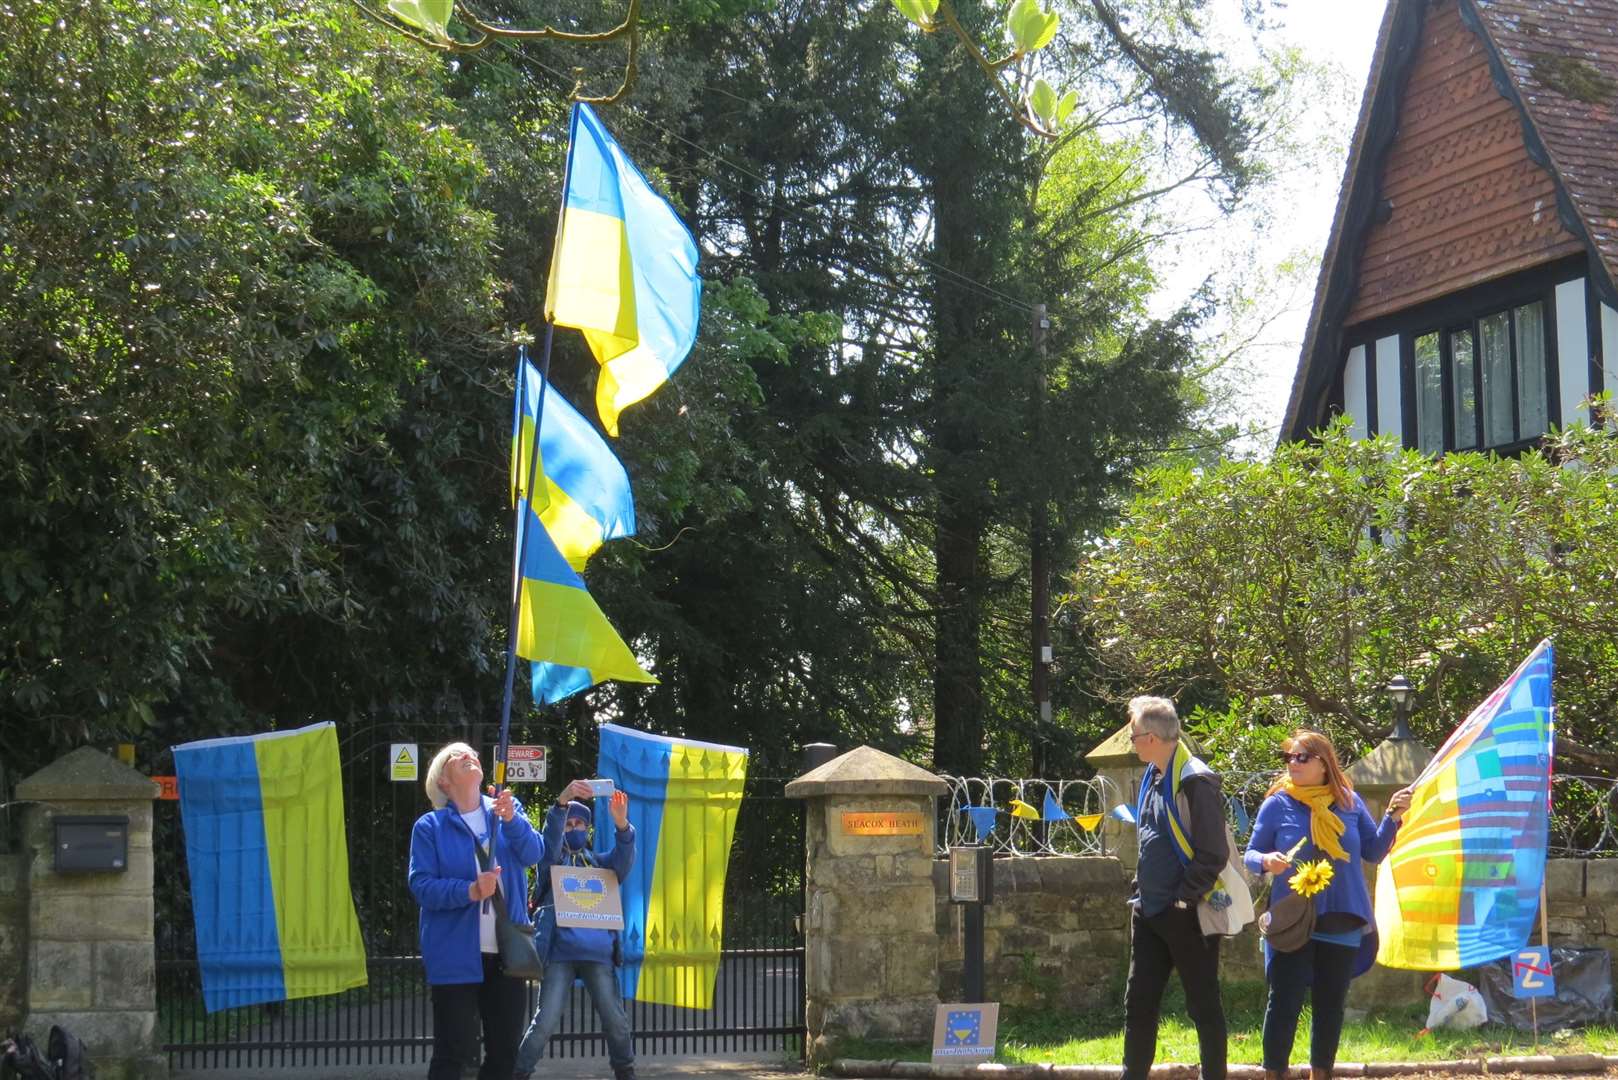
53, 815, 129, 873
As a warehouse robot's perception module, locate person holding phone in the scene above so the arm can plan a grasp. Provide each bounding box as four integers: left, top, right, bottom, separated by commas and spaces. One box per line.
408, 743, 544, 1080
513, 778, 637, 1080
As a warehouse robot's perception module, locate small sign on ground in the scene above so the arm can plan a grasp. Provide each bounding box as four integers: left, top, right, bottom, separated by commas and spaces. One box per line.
931, 1002, 998, 1064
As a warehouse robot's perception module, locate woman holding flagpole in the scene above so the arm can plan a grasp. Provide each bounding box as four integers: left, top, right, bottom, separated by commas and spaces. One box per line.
1244, 730, 1412, 1080
409, 743, 545, 1080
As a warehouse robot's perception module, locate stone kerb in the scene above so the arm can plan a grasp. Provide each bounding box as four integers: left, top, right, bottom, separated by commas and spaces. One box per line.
787, 746, 950, 1067
16, 747, 166, 1080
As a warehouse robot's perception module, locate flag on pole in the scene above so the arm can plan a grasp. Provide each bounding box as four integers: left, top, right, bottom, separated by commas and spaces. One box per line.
515, 498, 655, 693
512, 349, 636, 571
546, 103, 701, 436
173, 723, 367, 1012
1375, 640, 1555, 970
597, 723, 747, 1009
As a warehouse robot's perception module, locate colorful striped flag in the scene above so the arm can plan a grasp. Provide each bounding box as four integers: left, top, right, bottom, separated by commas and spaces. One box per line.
597, 723, 747, 1008
546, 103, 702, 436
173, 723, 366, 1012
1375, 640, 1555, 970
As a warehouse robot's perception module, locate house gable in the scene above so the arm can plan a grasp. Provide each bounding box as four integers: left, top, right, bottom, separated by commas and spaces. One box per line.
1345, 0, 1583, 327
1283, 0, 1618, 446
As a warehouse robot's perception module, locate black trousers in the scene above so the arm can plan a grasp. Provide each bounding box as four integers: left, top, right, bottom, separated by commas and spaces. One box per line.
429, 952, 530, 1080
1122, 904, 1226, 1080
1261, 939, 1358, 1071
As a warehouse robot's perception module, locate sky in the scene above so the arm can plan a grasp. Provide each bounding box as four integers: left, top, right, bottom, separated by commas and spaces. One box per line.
1153, 0, 1387, 449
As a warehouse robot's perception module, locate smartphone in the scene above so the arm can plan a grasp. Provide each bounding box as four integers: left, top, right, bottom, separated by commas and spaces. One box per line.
585, 778, 616, 798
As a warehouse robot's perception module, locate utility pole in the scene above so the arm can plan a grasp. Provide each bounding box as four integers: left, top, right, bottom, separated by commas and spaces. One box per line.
1031, 303, 1052, 781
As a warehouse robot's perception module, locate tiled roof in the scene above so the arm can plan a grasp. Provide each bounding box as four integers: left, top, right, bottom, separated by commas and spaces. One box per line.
1282, 0, 1618, 442
1472, 0, 1618, 291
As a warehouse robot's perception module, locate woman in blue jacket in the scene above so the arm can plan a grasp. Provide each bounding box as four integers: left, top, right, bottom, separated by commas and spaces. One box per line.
1243, 730, 1412, 1080
408, 743, 544, 1080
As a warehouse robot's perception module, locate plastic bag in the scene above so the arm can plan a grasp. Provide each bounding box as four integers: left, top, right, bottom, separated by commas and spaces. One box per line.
1424, 973, 1488, 1031
1476, 947, 1615, 1032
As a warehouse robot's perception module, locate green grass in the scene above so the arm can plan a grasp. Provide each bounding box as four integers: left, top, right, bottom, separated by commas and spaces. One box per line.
835, 980, 1618, 1067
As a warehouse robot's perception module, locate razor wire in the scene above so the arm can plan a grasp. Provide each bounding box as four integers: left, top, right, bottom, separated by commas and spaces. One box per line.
936, 775, 1121, 857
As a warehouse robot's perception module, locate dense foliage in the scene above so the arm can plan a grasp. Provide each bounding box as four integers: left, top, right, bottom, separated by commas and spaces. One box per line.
2, 0, 1287, 805
1079, 420, 1618, 776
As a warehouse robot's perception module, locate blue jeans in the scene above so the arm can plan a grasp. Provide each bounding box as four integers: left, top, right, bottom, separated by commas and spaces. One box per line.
1261, 939, 1357, 1071
513, 959, 634, 1075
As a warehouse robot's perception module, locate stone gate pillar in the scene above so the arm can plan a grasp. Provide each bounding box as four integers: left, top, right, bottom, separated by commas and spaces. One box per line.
16, 747, 166, 1080
786, 746, 949, 1066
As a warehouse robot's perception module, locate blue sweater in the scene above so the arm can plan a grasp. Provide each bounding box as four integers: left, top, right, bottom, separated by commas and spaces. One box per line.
1243, 790, 1399, 932
409, 795, 544, 985
534, 803, 635, 966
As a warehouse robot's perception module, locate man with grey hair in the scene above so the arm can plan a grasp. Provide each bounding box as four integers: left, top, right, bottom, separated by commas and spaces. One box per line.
1122, 695, 1229, 1080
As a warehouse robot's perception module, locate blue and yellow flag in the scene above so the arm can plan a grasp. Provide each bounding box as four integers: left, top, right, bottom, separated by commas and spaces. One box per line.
512, 347, 635, 571
597, 723, 747, 1009
515, 497, 654, 692
173, 723, 367, 1012
1375, 640, 1554, 970
546, 103, 701, 436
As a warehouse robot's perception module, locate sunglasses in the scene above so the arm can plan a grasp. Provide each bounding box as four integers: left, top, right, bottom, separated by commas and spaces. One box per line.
1280, 751, 1317, 765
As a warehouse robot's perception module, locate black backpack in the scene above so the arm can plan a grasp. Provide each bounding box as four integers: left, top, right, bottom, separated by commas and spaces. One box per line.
0, 1035, 54, 1080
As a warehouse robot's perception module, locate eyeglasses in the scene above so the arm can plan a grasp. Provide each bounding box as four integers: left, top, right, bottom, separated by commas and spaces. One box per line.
449, 755, 481, 772
1128, 731, 1152, 743
1280, 751, 1316, 765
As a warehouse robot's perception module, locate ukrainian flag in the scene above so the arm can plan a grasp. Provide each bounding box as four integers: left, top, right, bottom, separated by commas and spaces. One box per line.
172, 723, 367, 1012
546, 103, 701, 436
510, 347, 635, 571
515, 497, 655, 692
597, 723, 747, 1009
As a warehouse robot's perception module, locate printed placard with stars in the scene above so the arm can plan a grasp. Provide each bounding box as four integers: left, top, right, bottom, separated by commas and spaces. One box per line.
931, 1002, 999, 1063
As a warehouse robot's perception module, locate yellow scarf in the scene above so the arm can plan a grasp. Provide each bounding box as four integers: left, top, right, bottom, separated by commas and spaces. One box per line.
1283, 781, 1348, 861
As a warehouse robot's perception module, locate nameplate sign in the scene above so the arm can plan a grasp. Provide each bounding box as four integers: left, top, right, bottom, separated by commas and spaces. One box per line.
841, 811, 925, 836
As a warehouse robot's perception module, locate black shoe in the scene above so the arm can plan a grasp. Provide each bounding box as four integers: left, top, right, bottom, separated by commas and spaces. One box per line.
613, 1069, 636, 1080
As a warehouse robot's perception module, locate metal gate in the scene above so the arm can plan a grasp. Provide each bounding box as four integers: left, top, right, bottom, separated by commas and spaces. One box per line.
155, 728, 805, 1068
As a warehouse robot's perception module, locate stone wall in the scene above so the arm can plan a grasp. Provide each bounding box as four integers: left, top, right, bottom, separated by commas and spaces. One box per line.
934, 857, 1132, 1012
0, 853, 26, 1031
933, 855, 1612, 1013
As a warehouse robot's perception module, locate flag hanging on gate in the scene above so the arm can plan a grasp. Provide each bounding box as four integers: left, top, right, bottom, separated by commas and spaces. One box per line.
596, 723, 747, 1009
173, 722, 367, 1012
1374, 640, 1555, 970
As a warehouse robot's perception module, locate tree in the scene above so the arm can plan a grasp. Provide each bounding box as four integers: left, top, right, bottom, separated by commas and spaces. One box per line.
1076, 419, 1618, 775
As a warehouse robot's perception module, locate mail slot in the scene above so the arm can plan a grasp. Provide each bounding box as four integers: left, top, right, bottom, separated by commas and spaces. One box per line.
53, 815, 129, 873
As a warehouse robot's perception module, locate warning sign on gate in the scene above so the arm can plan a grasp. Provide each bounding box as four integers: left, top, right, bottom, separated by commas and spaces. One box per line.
505, 745, 547, 783
390, 743, 419, 783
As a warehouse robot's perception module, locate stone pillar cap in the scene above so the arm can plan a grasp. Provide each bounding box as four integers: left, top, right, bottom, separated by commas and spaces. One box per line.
1085, 720, 1200, 768
16, 746, 162, 801
785, 745, 948, 798
1347, 735, 1434, 791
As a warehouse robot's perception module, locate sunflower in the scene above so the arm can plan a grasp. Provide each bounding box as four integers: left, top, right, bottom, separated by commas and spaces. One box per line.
1290, 858, 1335, 898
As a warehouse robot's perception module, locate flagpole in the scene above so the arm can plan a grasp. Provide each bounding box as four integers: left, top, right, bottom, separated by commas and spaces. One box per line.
494, 326, 555, 795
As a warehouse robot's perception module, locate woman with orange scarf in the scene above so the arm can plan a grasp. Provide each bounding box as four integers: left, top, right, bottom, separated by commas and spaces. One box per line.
1243, 731, 1412, 1080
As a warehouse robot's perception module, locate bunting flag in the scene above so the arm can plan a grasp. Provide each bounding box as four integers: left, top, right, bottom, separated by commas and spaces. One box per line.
515, 499, 655, 694
1009, 799, 1041, 820
1109, 803, 1138, 825
1074, 813, 1104, 832
597, 723, 747, 1008
1042, 790, 1070, 822
964, 806, 999, 841
1375, 640, 1555, 970
546, 103, 702, 436
173, 723, 367, 1012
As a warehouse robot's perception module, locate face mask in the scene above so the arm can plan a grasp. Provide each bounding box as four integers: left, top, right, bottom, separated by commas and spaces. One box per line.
564, 828, 590, 851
